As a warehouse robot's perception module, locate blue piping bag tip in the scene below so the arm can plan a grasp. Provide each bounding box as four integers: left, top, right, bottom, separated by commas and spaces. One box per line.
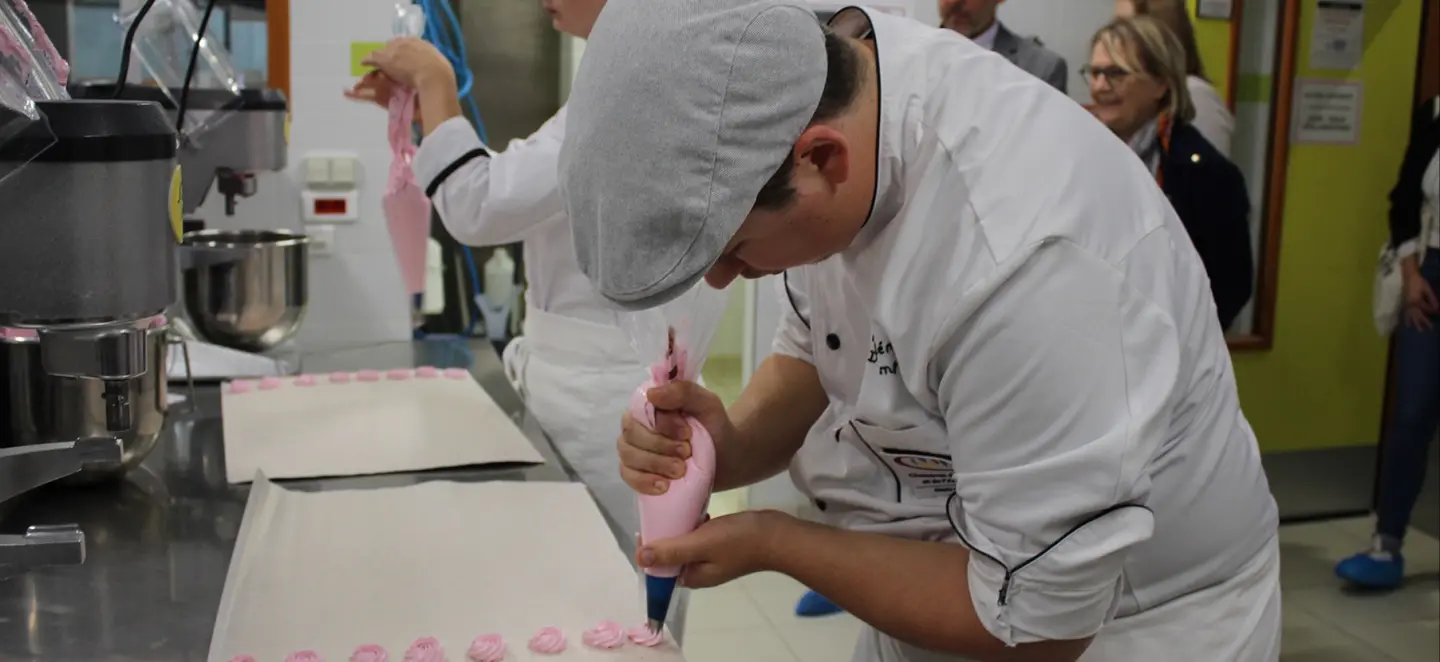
644, 574, 678, 628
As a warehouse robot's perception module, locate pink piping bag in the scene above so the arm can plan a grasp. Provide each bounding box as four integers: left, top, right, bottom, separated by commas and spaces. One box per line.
382, 82, 431, 295
621, 283, 729, 635
382, 3, 430, 296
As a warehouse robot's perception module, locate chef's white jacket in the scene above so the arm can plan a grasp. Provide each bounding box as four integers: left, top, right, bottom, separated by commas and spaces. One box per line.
776, 9, 1280, 660
412, 109, 618, 326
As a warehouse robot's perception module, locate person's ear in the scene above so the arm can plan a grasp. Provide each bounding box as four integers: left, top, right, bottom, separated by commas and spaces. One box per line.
1154, 82, 1171, 109
794, 125, 851, 190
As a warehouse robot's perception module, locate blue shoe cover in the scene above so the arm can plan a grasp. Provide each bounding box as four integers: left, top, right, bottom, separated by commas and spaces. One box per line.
1335, 549, 1405, 590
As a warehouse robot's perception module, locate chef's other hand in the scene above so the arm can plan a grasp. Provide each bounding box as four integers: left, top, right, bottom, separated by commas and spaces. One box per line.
618, 381, 734, 496
637, 511, 785, 588
344, 70, 398, 108
360, 37, 455, 92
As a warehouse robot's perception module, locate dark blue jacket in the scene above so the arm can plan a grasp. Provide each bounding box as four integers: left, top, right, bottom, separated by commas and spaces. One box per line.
1160, 122, 1254, 330
1387, 96, 1440, 249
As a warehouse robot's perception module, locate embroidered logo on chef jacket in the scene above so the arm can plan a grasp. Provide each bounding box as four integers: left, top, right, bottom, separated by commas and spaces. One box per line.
847, 421, 957, 503
879, 448, 956, 498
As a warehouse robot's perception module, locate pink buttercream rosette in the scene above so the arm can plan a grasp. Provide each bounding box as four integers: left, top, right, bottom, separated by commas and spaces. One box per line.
628, 623, 664, 647
402, 636, 446, 662
582, 620, 626, 650
465, 634, 507, 662
350, 644, 389, 662
228, 656, 257, 662
284, 651, 325, 662
528, 626, 567, 655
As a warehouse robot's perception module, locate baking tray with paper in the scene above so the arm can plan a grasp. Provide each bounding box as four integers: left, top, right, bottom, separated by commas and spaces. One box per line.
208, 476, 685, 661
221, 374, 545, 483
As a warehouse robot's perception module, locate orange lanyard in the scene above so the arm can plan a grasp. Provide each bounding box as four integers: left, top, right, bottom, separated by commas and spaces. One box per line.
1153, 113, 1173, 188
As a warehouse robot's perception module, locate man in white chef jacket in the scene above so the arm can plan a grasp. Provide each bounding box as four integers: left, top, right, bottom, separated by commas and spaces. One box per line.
559, 2, 1282, 661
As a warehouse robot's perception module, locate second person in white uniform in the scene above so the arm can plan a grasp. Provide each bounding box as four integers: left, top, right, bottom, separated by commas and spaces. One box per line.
560, 2, 1280, 661
348, 0, 689, 638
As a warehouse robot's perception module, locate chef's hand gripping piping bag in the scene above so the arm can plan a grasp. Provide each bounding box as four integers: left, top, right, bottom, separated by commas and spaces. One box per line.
620, 283, 729, 636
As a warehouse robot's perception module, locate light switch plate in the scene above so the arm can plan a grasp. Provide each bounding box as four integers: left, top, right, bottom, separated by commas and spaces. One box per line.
329, 156, 359, 186
307, 225, 336, 256
304, 157, 331, 186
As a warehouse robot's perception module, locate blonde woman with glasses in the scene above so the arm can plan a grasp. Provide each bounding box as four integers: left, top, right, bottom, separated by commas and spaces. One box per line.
1084, 16, 1253, 331
1115, 0, 1234, 156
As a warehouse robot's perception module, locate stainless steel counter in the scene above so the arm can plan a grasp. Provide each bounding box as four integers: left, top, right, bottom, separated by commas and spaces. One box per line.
0, 339, 588, 662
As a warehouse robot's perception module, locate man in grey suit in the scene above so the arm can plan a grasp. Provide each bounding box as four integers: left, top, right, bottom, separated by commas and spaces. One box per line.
939, 0, 1068, 93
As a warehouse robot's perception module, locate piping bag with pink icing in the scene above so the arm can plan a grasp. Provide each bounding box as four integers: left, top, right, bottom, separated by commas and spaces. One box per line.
619, 284, 728, 637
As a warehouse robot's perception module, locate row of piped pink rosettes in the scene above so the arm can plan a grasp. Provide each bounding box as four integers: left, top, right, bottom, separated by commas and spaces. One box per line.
226, 367, 470, 394
228, 623, 662, 662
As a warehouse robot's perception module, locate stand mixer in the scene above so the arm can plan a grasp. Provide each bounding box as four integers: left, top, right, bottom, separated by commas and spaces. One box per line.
0, 1, 179, 577
75, 0, 307, 378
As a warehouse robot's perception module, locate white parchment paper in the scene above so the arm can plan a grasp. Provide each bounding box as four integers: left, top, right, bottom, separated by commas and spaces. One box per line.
221, 375, 544, 483
209, 476, 685, 661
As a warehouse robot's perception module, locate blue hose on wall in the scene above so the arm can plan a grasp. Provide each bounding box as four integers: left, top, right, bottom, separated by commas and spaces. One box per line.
411, 0, 489, 336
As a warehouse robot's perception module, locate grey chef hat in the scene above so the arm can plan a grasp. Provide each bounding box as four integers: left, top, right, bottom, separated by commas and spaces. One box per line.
558, 0, 828, 310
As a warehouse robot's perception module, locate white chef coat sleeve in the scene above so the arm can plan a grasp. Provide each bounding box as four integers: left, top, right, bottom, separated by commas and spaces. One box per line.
410, 110, 568, 246
770, 271, 814, 363
932, 239, 1171, 646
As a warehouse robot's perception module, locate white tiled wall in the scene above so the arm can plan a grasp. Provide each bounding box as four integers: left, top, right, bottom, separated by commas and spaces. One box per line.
196, 0, 412, 346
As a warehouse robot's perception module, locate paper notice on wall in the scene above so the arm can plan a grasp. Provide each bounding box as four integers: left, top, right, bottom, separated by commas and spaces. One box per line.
1196, 0, 1234, 20
1294, 79, 1363, 145
1309, 0, 1366, 70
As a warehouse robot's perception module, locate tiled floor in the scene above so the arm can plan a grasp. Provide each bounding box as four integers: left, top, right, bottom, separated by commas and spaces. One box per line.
681, 513, 1440, 662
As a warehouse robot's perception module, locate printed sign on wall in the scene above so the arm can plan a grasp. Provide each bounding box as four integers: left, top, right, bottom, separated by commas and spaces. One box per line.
1294, 78, 1363, 145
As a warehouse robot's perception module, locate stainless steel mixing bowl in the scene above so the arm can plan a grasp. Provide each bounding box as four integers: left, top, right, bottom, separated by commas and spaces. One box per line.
0, 324, 170, 484
180, 229, 309, 352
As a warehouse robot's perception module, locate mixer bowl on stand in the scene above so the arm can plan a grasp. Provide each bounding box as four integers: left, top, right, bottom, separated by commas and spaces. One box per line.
0, 320, 174, 484
180, 229, 309, 353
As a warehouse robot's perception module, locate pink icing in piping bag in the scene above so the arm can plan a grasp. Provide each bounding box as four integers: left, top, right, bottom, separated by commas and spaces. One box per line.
383, 82, 431, 295
10, 0, 67, 84
632, 327, 716, 634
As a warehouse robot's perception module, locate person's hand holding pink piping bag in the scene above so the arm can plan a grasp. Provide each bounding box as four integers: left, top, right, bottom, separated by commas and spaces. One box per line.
619, 286, 728, 638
